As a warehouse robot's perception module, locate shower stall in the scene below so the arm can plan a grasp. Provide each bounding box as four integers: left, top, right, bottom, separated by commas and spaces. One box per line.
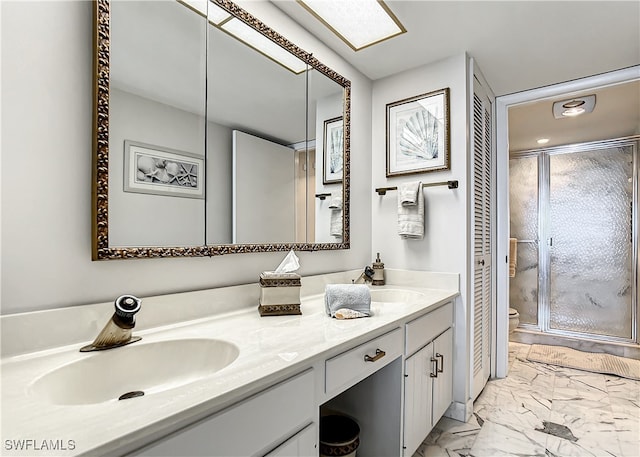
509, 137, 639, 347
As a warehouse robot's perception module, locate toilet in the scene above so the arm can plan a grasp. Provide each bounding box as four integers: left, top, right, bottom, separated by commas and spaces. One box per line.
508, 308, 520, 333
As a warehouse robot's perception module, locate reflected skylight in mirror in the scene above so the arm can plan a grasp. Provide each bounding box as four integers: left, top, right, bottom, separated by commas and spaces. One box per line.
179, 0, 208, 16
297, 0, 406, 51
221, 18, 308, 73
208, 0, 231, 24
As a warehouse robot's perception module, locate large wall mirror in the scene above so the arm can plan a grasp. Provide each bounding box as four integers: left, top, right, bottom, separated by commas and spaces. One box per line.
92, 0, 350, 259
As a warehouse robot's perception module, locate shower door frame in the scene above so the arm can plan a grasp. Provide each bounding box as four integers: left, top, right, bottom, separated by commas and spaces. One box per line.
512, 136, 639, 344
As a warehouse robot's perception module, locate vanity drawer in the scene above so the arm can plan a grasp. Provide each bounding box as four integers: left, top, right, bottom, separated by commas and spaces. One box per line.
325, 328, 402, 394
405, 301, 453, 357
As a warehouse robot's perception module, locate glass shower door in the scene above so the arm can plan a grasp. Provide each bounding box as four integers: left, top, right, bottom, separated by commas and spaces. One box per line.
547, 145, 634, 339
509, 156, 539, 327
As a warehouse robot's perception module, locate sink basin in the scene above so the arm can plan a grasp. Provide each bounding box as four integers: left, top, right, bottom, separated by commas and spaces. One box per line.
369, 289, 426, 304
29, 338, 239, 405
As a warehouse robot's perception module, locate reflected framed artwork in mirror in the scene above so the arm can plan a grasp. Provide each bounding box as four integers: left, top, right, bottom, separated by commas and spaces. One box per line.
322, 116, 343, 184
92, 0, 351, 260
123, 140, 204, 199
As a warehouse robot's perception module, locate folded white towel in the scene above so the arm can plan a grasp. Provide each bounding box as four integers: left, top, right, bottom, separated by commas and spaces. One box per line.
330, 210, 343, 238
328, 190, 342, 210
399, 181, 420, 206
329, 190, 343, 238
324, 284, 371, 318
398, 181, 424, 240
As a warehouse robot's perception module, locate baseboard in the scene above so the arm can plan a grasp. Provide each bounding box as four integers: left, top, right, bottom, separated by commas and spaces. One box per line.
444, 399, 473, 423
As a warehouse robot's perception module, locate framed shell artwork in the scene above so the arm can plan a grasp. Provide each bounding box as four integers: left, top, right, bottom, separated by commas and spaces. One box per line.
385, 87, 450, 177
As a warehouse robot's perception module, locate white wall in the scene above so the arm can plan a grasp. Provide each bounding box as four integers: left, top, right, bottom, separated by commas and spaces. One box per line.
371, 54, 471, 416
0, 0, 372, 314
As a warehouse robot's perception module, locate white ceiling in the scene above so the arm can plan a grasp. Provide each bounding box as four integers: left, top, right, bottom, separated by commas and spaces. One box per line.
272, 1, 640, 97
508, 80, 640, 152
273, 0, 640, 150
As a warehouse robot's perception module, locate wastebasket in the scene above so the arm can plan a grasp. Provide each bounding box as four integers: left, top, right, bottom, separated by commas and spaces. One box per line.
319, 414, 360, 457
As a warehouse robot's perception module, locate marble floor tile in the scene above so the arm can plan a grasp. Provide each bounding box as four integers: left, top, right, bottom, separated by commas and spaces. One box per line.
468, 420, 549, 457
417, 416, 482, 457
606, 376, 640, 403
545, 433, 621, 457
617, 431, 640, 457
413, 343, 640, 457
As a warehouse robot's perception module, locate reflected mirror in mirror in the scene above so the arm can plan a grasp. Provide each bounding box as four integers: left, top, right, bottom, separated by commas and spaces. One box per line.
308, 67, 346, 243
206, 13, 307, 244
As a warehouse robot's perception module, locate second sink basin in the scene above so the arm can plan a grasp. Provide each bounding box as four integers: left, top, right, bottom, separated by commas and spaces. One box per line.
369, 288, 426, 304
29, 338, 239, 405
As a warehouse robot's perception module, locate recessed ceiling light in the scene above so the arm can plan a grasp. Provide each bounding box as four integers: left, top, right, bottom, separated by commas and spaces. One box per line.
297, 0, 406, 51
537, 138, 550, 145
562, 100, 585, 109
552, 95, 596, 119
562, 107, 586, 117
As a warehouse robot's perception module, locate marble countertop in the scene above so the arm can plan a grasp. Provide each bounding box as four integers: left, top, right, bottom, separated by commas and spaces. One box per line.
1, 270, 458, 456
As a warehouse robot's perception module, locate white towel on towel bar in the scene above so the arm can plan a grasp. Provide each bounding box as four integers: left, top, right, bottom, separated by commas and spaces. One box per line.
399, 181, 419, 206
328, 190, 342, 210
330, 210, 342, 238
329, 190, 343, 238
397, 181, 424, 240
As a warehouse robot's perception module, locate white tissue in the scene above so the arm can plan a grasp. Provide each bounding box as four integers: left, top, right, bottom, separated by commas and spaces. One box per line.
274, 249, 300, 274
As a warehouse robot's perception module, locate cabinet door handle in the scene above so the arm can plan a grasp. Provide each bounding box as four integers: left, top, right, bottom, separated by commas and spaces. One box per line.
364, 349, 386, 362
430, 357, 438, 378
436, 353, 444, 373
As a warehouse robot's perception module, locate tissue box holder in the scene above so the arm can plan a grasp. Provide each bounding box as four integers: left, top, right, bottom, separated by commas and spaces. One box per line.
259, 273, 302, 316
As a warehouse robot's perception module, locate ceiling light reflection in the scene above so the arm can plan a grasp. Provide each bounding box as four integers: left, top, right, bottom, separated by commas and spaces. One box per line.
221, 18, 307, 74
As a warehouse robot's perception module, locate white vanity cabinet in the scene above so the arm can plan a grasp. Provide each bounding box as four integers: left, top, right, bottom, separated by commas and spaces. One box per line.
131, 370, 316, 457
402, 302, 453, 457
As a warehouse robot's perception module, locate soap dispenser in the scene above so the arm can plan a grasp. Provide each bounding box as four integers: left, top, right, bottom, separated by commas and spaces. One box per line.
372, 252, 385, 286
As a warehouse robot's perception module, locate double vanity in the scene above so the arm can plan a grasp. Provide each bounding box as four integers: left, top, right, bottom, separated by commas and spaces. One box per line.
1, 269, 458, 456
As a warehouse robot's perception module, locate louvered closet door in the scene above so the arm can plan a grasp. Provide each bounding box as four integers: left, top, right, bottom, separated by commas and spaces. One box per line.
472, 84, 493, 400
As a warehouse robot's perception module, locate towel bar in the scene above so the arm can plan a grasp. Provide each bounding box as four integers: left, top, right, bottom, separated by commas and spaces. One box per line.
375, 180, 458, 195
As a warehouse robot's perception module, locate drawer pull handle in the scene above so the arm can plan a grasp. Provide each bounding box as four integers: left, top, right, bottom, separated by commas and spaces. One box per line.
430, 357, 438, 378
436, 353, 444, 373
364, 349, 386, 362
